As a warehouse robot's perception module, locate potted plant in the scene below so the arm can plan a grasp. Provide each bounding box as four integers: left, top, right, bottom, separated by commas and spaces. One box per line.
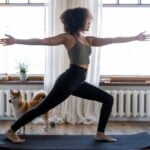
16, 61, 29, 81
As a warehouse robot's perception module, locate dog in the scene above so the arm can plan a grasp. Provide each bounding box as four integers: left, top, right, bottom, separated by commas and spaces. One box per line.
9, 89, 49, 134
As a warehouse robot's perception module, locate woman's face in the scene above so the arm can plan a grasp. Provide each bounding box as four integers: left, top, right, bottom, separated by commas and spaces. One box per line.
83, 17, 92, 31
82, 10, 93, 32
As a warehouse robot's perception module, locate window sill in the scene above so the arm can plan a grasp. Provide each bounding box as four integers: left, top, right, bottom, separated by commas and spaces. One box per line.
100, 82, 150, 86
100, 75, 150, 86
1, 75, 150, 86
0, 75, 44, 85
0, 80, 43, 85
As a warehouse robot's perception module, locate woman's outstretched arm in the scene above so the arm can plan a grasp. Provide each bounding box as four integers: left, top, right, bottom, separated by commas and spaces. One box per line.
87, 32, 150, 47
0, 33, 66, 46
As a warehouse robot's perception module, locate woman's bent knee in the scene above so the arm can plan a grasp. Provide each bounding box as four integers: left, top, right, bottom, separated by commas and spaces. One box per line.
110, 95, 114, 105
105, 95, 114, 106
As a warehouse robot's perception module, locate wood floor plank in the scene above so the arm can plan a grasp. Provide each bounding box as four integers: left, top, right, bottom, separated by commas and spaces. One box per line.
0, 120, 149, 135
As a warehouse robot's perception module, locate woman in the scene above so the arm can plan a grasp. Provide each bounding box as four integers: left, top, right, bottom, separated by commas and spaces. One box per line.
0, 7, 149, 143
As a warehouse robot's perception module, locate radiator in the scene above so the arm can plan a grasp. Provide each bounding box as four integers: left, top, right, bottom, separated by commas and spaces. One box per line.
0, 89, 150, 121
106, 90, 150, 121
0, 89, 38, 120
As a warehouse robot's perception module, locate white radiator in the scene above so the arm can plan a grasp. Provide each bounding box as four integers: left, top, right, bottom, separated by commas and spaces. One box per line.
0, 90, 38, 120
0, 89, 150, 121
106, 90, 150, 121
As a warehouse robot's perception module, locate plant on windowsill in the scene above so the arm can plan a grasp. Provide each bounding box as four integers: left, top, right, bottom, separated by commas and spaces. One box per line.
16, 61, 29, 81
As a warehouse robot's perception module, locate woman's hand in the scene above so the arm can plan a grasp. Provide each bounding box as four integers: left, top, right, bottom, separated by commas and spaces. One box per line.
136, 32, 150, 41
0, 34, 16, 46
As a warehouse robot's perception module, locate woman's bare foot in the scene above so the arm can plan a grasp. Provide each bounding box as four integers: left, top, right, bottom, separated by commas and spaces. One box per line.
5, 128, 25, 143
95, 132, 118, 142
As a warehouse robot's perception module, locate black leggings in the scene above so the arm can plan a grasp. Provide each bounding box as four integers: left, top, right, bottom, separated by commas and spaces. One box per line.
11, 64, 113, 132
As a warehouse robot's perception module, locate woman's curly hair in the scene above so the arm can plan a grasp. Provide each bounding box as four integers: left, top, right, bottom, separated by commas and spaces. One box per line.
60, 7, 93, 35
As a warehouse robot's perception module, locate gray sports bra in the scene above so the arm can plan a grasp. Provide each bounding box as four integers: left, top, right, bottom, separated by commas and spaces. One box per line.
67, 39, 92, 65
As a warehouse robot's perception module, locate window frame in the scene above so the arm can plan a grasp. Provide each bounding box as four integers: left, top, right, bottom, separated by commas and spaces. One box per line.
102, 0, 150, 5
0, 0, 45, 6
1, 1, 150, 83
100, 1, 150, 85
0, 1, 45, 81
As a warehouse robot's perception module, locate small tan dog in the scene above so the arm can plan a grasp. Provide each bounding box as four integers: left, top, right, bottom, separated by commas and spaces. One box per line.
9, 89, 49, 134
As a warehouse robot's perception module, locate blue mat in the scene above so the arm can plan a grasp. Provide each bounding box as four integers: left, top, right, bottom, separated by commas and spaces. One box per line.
0, 132, 150, 150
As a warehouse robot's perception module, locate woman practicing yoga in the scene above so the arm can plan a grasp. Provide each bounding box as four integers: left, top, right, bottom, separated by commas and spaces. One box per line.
0, 7, 149, 143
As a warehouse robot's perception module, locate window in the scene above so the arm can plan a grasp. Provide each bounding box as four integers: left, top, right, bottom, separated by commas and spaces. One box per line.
142, 0, 150, 4
100, 1, 150, 76
0, 0, 5, 3
9, 0, 28, 3
0, 2, 45, 75
102, 0, 117, 4
0, 0, 45, 3
119, 0, 138, 4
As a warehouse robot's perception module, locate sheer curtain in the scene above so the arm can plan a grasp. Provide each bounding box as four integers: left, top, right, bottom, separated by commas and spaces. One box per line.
44, 0, 102, 124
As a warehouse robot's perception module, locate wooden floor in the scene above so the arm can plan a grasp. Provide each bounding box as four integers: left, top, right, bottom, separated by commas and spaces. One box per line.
0, 120, 150, 135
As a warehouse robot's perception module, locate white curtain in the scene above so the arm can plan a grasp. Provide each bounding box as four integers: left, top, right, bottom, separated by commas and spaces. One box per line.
44, 0, 103, 124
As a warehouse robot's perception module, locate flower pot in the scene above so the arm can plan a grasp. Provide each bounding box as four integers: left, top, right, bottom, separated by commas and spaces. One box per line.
19, 73, 27, 81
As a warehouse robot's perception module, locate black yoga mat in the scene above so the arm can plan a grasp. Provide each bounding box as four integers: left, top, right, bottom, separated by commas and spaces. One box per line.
0, 132, 150, 150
